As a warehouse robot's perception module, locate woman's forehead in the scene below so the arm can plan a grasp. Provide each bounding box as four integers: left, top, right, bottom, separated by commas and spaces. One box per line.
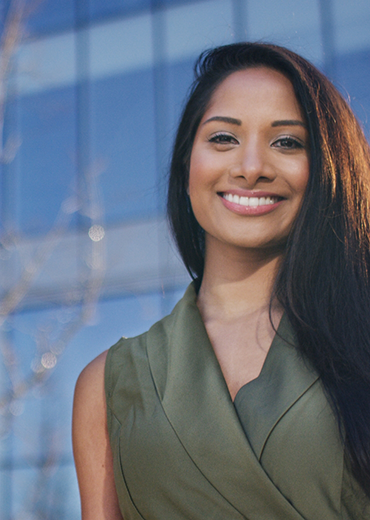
200, 67, 303, 125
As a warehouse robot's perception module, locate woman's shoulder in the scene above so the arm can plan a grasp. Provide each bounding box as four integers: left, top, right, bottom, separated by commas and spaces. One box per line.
74, 339, 132, 417
76, 350, 108, 386
72, 350, 124, 520
74, 350, 108, 418
72, 352, 109, 481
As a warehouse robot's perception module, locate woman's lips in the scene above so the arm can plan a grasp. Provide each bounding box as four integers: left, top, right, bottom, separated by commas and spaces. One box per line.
219, 192, 284, 215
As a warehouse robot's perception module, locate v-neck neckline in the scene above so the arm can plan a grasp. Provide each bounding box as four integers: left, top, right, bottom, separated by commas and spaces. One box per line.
233, 313, 319, 459
145, 283, 317, 519
232, 313, 286, 403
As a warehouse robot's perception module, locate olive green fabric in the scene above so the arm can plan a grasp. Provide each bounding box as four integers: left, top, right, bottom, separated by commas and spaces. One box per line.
105, 283, 370, 519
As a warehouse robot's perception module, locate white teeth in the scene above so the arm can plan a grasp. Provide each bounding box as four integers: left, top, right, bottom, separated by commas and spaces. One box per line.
223, 193, 278, 207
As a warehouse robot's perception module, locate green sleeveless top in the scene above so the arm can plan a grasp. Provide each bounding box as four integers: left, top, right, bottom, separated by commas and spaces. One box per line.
105, 283, 370, 519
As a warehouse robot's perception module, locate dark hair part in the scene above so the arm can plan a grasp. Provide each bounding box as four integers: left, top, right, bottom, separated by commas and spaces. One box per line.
167, 42, 370, 494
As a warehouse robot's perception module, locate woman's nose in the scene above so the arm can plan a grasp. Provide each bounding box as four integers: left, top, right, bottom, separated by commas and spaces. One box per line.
229, 141, 276, 186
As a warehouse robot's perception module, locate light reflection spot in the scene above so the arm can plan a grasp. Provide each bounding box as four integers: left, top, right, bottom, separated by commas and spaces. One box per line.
88, 225, 105, 242
41, 352, 57, 369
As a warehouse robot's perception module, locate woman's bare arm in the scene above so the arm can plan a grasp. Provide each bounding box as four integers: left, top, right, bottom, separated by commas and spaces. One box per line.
72, 351, 123, 520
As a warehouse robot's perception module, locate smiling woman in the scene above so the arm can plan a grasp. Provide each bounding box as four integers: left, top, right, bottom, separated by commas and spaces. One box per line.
188, 67, 309, 255
73, 42, 370, 519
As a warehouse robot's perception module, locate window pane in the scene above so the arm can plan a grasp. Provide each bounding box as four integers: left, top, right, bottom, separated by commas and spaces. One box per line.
10, 464, 79, 519
336, 48, 370, 137
168, 58, 194, 132
88, 0, 150, 21
165, 0, 234, 62
18, 87, 77, 234
247, 0, 323, 65
26, 0, 75, 36
332, 0, 370, 54
90, 70, 158, 223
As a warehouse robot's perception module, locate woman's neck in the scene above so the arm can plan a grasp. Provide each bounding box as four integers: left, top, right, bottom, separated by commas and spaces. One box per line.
196, 242, 284, 399
197, 242, 283, 323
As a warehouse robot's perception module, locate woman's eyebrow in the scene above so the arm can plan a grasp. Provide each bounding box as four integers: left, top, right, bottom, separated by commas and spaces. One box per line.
202, 117, 306, 128
271, 119, 306, 128
202, 116, 242, 126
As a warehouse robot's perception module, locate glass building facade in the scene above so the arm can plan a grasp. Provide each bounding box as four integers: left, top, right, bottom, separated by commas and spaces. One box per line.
0, 0, 370, 517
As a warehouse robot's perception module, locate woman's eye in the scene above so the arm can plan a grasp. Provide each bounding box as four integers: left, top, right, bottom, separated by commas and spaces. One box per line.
209, 133, 239, 145
273, 137, 304, 150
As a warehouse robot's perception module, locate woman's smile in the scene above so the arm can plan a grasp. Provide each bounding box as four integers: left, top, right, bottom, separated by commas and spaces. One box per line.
188, 66, 310, 254
220, 191, 283, 215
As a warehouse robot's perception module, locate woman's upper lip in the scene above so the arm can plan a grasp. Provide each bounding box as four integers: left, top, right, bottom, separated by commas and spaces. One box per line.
218, 189, 285, 199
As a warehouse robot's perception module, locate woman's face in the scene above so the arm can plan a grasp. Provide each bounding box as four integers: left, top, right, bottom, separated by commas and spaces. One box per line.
188, 67, 310, 257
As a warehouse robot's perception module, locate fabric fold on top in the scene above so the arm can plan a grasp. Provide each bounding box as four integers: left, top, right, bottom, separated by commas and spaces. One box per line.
106, 282, 369, 519
147, 283, 317, 519
233, 313, 318, 459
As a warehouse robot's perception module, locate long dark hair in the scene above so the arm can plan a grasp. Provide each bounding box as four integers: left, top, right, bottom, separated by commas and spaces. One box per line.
167, 42, 370, 494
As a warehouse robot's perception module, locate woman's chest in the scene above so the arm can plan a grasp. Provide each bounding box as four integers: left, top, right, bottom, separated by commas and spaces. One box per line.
204, 317, 276, 400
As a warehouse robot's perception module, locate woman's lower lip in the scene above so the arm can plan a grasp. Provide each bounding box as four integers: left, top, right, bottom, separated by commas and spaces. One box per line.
219, 194, 284, 215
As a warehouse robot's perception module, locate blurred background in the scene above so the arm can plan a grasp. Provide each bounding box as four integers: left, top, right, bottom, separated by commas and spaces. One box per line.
0, 0, 369, 517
